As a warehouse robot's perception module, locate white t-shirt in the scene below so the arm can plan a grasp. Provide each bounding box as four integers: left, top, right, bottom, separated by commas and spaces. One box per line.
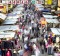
24, 29, 30, 35
33, 44, 40, 56
24, 37, 28, 42
24, 44, 28, 49
18, 50, 24, 55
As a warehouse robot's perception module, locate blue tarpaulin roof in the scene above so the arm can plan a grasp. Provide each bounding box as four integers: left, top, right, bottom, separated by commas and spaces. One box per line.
42, 9, 50, 12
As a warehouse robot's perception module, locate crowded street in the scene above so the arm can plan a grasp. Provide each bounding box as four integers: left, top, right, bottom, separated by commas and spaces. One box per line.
0, 0, 60, 56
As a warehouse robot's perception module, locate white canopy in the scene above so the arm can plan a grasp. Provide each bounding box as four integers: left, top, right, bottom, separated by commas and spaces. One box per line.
35, 4, 44, 7
43, 15, 53, 19
3, 19, 18, 24
0, 13, 6, 20
51, 28, 60, 35
43, 12, 51, 15
0, 32, 15, 38
58, 28, 60, 33
14, 7, 24, 11
0, 25, 19, 31
46, 19, 59, 23
35, 4, 44, 10
17, 4, 24, 7
53, 16, 58, 18
12, 11, 22, 15
43, 15, 58, 19
7, 15, 20, 19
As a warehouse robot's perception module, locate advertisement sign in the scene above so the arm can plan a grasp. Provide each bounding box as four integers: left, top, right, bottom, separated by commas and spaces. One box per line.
47, 0, 52, 5
0, 4, 7, 13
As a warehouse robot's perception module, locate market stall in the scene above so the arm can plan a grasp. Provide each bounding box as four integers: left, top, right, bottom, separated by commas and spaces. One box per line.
0, 32, 17, 49
0, 32, 20, 56
46, 19, 60, 31
0, 25, 23, 40
50, 28, 60, 55
43, 12, 52, 15
43, 28, 60, 55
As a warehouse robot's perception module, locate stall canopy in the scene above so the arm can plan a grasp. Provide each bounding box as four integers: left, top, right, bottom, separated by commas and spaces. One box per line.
51, 28, 60, 35
7, 15, 20, 19
16, 4, 24, 7
0, 25, 19, 31
41, 9, 51, 12
3, 19, 18, 25
0, 13, 6, 20
0, 32, 15, 38
43, 12, 52, 15
43, 15, 53, 19
14, 7, 24, 11
43, 15, 58, 19
7, 13, 17, 16
46, 19, 59, 23
12, 11, 23, 15
35, 4, 44, 10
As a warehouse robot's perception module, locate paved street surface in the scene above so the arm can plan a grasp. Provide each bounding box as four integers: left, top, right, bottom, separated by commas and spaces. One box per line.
20, 8, 53, 56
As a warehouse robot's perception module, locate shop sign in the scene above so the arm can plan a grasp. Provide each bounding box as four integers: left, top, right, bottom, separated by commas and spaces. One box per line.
47, 0, 52, 5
